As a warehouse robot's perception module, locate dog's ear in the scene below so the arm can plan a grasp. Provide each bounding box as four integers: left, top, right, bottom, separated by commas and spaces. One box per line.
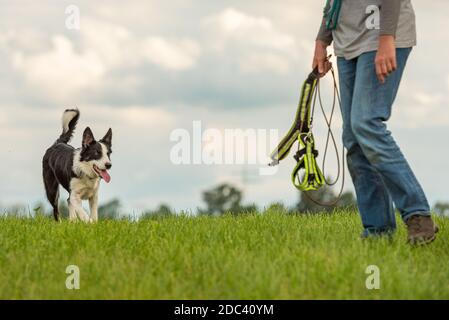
101, 128, 112, 148
82, 127, 95, 148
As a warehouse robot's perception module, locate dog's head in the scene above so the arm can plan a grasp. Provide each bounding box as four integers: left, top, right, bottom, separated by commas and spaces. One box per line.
79, 127, 113, 183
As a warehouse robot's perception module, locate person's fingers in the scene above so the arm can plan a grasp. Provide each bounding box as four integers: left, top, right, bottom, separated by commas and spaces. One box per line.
318, 61, 327, 78
386, 60, 393, 74
391, 56, 397, 71
313, 52, 331, 77
322, 61, 328, 73
375, 60, 383, 83
377, 59, 389, 84
318, 59, 325, 74
381, 61, 388, 77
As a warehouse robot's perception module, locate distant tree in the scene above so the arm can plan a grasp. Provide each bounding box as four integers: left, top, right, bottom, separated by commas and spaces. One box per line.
296, 184, 356, 213
264, 202, 289, 214
141, 204, 175, 220
98, 198, 121, 220
233, 203, 258, 215
297, 186, 335, 213
200, 183, 256, 215
201, 183, 242, 215
434, 202, 449, 216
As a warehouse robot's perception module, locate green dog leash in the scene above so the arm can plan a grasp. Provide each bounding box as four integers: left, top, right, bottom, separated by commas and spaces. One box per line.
269, 67, 325, 192
269, 60, 346, 206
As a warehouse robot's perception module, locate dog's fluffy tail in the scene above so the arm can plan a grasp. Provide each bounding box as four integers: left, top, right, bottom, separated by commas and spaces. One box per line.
57, 109, 80, 144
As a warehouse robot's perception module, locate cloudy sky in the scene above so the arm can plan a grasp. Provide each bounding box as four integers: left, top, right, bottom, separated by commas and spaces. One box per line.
0, 0, 448, 213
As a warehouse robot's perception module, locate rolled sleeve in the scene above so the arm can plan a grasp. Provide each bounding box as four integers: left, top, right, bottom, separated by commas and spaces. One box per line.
380, 0, 401, 36
316, 2, 333, 45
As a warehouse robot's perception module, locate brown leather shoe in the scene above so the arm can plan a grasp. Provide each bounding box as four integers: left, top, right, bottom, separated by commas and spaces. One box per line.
405, 215, 439, 245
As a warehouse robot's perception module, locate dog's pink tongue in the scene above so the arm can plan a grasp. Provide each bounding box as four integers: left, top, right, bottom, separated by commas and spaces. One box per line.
100, 170, 111, 183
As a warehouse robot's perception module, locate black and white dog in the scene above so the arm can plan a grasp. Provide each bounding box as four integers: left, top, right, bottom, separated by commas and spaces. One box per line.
43, 109, 112, 222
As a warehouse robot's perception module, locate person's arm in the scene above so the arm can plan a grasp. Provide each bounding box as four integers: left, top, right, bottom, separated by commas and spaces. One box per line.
376, 0, 401, 84
313, 2, 332, 76
316, 18, 333, 46
380, 0, 401, 37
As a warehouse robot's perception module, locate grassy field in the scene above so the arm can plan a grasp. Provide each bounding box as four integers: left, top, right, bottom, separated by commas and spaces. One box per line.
0, 210, 448, 300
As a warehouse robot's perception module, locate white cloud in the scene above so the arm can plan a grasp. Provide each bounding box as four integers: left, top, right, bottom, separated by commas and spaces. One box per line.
217, 8, 271, 32
2, 17, 201, 102
239, 52, 290, 74
12, 35, 105, 100
413, 92, 443, 106
203, 8, 296, 52
447, 74, 449, 92
141, 37, 201, 71
202, 8, 301, 76
392, 91, 449, 129
80, 18, 133, 68
83, 105, 176, 128
80, 18, 202, 71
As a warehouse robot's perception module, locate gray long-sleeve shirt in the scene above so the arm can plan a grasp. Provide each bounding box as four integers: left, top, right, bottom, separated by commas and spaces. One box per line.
317, 0, 417, 60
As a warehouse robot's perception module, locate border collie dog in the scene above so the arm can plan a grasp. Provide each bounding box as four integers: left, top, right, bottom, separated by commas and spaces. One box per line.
43, 109, 112, 222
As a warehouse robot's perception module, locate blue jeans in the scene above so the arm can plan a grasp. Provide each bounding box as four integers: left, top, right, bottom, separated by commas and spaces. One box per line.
337, 48, 430, 237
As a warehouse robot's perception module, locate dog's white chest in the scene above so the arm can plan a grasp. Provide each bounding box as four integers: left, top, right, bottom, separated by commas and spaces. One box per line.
70, 176, 100, 200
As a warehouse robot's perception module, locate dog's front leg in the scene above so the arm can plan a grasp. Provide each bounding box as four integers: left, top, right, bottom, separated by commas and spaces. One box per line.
70, 193, 91, 223
89, 193, 99, 223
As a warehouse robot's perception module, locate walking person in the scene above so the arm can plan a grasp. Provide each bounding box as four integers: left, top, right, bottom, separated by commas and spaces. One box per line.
313, 0, 438, 244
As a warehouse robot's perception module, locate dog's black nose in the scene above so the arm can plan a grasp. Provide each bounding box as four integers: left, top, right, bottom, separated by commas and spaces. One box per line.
105, 163, 112, 170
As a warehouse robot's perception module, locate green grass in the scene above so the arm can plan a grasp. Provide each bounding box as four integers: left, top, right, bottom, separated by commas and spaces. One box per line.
0, 211, 448, 300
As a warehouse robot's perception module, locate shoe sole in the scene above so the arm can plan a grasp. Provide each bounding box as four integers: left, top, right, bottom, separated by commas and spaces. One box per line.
408, 234, 437, 246
408, 225, 439, 246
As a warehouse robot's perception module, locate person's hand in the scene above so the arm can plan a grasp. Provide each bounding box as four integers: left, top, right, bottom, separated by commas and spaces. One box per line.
375, 35, 397, 84
313, 40, 332, 77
